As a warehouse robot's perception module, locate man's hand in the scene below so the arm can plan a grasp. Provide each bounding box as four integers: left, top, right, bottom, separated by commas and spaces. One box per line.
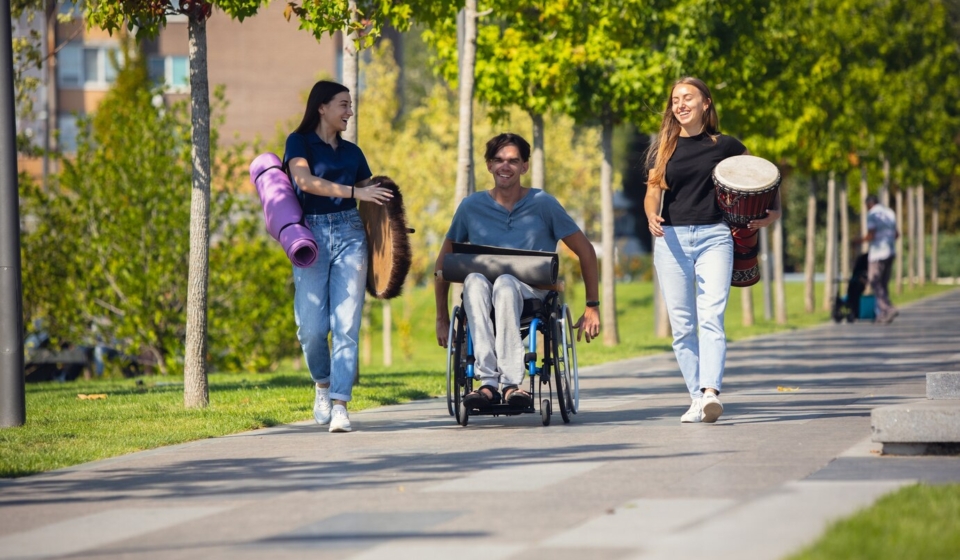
573, 306, 600, 343
436, 316, 451, 348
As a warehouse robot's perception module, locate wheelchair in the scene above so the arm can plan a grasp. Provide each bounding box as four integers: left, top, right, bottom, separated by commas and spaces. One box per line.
445, 290, 579, 426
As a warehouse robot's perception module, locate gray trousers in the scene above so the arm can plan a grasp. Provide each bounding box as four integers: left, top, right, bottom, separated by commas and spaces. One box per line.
462, 273, 548, 389
868, 256, 895, 319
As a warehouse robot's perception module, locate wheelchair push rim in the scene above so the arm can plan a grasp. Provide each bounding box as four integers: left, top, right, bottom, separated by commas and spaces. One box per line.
559, 304, 579, 413
445, 305, 459, 416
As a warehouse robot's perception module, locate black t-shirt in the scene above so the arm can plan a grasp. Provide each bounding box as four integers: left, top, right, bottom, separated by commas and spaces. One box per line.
660, 133, 746, 226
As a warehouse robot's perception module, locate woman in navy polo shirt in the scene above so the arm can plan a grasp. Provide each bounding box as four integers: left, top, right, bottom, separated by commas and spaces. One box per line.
285, 80, 393, 433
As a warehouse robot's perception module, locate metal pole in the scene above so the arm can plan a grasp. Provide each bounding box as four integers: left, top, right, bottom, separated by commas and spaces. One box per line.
0, 0, 27, 427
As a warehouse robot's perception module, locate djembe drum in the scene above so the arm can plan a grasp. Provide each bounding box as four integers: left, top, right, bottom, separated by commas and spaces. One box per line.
712, 155, 781, 287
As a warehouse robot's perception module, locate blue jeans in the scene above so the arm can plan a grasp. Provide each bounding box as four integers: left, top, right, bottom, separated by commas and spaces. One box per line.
293, 209, 367, 402
654, 223, 733, 398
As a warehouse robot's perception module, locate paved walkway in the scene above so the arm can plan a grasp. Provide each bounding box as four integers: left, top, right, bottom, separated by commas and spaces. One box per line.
2, 289, 959, 560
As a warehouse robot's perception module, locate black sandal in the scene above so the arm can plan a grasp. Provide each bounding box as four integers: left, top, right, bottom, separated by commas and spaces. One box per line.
503, 386, 533, 408
463, 385, 501, 410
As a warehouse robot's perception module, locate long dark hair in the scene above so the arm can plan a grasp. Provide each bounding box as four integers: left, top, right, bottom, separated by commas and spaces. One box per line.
646, 77, 720, 191
294, 80, 350, 135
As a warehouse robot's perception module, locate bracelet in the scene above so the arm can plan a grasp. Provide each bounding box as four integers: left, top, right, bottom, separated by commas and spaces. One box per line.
351, 185, 355, 199
586, 300, 600, 308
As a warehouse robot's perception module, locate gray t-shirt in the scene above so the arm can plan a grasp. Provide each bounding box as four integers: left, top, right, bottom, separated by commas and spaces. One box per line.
446, 189, 580, 252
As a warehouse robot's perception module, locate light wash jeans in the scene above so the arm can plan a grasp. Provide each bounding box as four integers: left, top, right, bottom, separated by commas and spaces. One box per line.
462, 273, 548, 389
654, 223, 733, 399
293, 209, 367, 402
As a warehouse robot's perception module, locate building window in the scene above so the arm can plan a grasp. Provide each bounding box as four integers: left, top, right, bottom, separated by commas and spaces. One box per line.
57, 114, 81, 153
58, 43, 120, 89
148, 55, 190, 92
57, 44, 83, 87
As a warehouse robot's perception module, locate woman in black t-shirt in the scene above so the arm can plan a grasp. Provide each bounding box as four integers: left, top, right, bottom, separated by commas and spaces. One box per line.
643, 77, 780, 424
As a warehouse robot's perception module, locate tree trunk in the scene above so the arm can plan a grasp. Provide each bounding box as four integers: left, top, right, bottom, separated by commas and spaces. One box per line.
881, 156, 890, 208
361, 303, 371, 365
760, 226, 773, 320
43, 0, 57, 183
382, 301, 392, 366
804, 178, 817, 313
741, 286, 754, 327
183, 15, 211, 408
341, 3, 377, 372
454, 2, 477, 205
773, 217, 787, 324
823, 171, 837, 311
895, 187, 904, 294
931, 198, 939, 282
839, 178, 850, 281
916, 186, 925, 286
600, 119, 619, 345
531, 112, 545, 191
859, 163, 869, 255
907, 185, 916, 288
342, 1, 359, 142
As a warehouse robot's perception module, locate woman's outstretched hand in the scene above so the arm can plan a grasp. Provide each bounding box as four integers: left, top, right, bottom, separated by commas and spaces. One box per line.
353, 183, 393, 205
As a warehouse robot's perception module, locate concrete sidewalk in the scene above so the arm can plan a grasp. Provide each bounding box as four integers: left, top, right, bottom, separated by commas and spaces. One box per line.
2, 289, 959, 560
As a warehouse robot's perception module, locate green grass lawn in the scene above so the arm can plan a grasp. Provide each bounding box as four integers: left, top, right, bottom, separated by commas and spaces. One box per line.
787, 483, 960, 560
1, 280, 952, 479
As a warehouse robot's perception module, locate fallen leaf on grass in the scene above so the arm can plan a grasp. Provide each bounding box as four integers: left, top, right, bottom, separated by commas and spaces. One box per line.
777, 386, 800, 392
77, 394, 107, 400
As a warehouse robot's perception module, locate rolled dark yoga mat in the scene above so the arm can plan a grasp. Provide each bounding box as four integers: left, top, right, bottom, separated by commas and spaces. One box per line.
442, 248, 559, 287
249, 152, 318, 268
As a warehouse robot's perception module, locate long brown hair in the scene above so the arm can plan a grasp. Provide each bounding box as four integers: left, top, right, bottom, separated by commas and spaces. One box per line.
294, 80, 350, 136
645, 77, 720, 191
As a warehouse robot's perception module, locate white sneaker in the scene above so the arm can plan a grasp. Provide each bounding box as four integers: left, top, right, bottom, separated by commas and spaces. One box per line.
313, 385, 332, 425
701, 393, 724, 423
329, 404, 352, 433
681, 398, 703, 423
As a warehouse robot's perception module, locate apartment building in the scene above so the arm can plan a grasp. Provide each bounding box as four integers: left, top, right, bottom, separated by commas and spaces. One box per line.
17, 1, 341, 176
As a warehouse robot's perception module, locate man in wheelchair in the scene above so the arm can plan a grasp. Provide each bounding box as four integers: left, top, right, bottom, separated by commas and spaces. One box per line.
434, 133, 600, 411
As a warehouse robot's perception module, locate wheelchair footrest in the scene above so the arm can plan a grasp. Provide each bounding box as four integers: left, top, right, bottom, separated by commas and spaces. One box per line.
464, 402, 537, 416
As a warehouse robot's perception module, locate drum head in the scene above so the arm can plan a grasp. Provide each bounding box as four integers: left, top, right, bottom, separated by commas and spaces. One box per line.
713, 155, 780, 192
359, 176, 412, 300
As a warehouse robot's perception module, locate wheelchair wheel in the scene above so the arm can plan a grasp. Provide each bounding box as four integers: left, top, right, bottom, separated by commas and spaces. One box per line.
458, 401, 469, 427
552, 304, 579, 423
541, 398, 551, 426
445, 306, 460, 416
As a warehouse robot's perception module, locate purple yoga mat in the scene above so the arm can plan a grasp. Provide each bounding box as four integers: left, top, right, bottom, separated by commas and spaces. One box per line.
249, 152, 318, 268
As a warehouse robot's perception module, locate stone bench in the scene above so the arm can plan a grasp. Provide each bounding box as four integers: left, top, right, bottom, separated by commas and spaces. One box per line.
927, 371, 960, 400
871, 372, 960, 455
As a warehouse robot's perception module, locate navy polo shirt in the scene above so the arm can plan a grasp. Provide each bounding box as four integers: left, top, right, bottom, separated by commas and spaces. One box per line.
284, 131, 372, 215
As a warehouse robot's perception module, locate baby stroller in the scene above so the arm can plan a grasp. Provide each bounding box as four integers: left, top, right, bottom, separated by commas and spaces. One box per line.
832, 254, 875, 323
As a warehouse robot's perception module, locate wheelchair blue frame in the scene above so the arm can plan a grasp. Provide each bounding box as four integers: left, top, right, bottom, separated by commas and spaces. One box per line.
462, 317, 543, 381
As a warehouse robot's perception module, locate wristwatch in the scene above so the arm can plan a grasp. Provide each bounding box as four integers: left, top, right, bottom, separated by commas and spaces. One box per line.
585, 300, 600, 308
